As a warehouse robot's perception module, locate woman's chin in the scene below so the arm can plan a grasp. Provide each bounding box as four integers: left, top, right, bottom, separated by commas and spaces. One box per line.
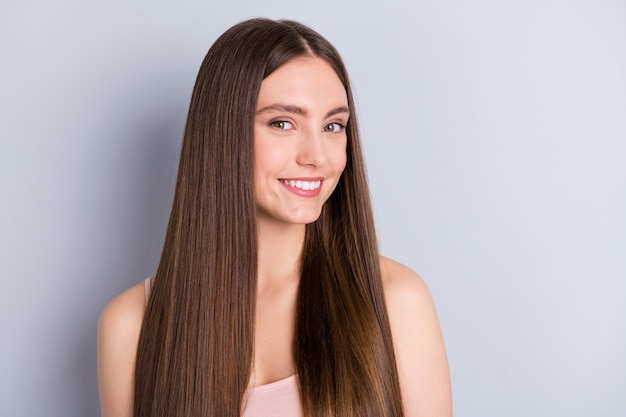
257, 208, 323, 227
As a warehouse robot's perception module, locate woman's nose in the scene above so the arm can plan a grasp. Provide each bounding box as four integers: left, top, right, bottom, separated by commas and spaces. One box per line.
296, 128, 327, 168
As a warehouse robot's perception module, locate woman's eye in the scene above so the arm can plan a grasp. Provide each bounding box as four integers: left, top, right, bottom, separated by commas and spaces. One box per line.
270, 120, 293, 130
323, 122, 345, 133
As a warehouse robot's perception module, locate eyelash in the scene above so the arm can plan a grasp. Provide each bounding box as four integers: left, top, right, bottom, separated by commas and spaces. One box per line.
269, 120, 346, 133
270, 120, 294, 130
323, 122, 345, 133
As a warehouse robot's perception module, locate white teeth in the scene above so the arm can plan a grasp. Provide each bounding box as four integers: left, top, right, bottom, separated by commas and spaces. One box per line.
280, 179, 322, 190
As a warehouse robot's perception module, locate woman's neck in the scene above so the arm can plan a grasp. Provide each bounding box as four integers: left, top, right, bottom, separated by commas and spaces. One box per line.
256, 219, 305, 290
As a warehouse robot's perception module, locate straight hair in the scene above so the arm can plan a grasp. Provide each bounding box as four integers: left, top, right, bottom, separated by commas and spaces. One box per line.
134, 18, 404, 417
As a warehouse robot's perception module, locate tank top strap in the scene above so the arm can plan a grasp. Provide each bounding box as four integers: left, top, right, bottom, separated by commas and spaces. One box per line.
144, 277, 153, 305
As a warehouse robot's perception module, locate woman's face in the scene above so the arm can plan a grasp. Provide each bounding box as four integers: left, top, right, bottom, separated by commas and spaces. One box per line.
254, 57, 348, 227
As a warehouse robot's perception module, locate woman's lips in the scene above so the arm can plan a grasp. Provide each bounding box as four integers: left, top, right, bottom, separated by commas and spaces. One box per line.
278, 178, 323, 197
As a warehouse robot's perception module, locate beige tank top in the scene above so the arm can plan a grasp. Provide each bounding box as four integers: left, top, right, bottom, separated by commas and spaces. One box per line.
144, 278, 303, 417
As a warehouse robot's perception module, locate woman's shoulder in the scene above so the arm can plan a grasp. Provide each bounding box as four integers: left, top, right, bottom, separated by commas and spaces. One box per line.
379, 256, 431, 302
97, 281, 147, 417
379, 256, 438, 340
379, 256, 452, 417
98, 281, 147, 339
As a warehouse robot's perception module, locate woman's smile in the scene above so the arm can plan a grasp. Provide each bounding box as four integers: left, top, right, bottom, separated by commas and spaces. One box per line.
278, 177, 324, 197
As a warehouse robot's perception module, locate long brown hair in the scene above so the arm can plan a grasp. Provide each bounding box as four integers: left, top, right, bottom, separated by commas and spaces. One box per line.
134, 18, 404, 417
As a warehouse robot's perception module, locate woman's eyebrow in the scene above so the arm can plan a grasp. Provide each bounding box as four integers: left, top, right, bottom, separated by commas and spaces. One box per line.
256, 103, 308, 116
256, 104, 349, 118
326, 106, 350, 118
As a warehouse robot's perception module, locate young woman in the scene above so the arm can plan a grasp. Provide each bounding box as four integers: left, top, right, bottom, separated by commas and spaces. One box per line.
98, 18, 451, 417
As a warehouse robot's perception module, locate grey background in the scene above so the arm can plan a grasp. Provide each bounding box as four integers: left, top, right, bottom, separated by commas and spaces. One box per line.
1, 0, 624, 416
